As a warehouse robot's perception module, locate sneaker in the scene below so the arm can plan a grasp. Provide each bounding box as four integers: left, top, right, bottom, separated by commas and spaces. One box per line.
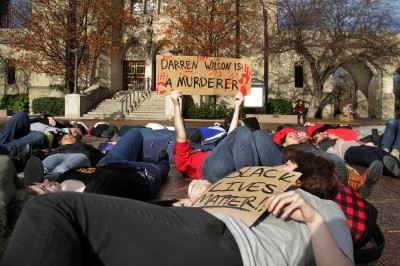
357, 161, 383, 198
23, 156, 44, 188
335, 161, 349, 185
0, 155, 18, 237
383, 155, 400, 178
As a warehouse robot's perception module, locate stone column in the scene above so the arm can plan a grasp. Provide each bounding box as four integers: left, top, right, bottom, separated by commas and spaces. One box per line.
65, 94, 82, 118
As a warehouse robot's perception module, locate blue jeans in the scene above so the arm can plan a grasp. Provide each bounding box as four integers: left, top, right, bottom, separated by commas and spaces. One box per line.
380, 118, 400, 152
252, 130, 283, 166
202, 127, 259, 183
1, 193, 241, 266
0, 112, 48, 154
138, 128, 195, 141
98, 128, 169, 198
43, 153, 91, 177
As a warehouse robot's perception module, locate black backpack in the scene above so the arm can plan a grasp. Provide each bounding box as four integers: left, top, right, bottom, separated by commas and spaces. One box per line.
335, 184, 385, 264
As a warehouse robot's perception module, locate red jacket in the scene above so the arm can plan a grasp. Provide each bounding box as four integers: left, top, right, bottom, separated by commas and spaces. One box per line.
295, 104, 306, 114
174, 141, 211, 180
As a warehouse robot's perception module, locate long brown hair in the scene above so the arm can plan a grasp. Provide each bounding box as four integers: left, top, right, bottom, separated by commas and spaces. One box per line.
282, 147, 340, 200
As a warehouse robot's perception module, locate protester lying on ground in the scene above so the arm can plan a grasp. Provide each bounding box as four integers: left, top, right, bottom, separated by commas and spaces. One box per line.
21, 128, 169, 200
326, 138, 398, 179
172, 91, 260, 182
24, 133, 103, 181
0, 112, 50, 172
30, 118, 82, 148
305, 123, 358, 141
255, 125, 384, 198
0, 149, 354, 266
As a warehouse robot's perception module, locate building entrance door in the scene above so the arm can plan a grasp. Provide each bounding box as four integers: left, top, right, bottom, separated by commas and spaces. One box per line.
123, 61, 145, 90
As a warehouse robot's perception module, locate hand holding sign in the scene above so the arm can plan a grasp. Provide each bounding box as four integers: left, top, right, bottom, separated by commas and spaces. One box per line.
264, 190, 321, 224
234, 92, 244, 109
191, 166, 301, 227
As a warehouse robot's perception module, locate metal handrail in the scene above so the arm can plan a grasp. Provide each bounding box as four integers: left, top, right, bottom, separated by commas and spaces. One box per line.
119, 78, 152, 117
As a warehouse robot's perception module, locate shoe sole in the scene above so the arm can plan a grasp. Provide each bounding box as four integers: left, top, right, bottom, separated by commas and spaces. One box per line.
383, 156, 400, 178
23, 157, 44, 188
358, 160, 383, 198
335, 161, 349, 185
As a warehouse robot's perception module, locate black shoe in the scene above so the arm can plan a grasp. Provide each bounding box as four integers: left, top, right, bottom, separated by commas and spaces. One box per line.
18, 143, 32, 170
358, 160, 383, 198
157, 148, 169, 162
23, 156, 44, 188
8, 145, 19, 159
383, 156, 400, 178
371, 128, 379, 146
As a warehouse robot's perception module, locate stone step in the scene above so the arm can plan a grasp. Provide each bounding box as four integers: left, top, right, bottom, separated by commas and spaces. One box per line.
83, 90, 168, 120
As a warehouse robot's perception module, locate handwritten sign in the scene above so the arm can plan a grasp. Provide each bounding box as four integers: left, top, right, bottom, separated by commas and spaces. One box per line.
191, 167, 301, 227
155, 55, 252, 96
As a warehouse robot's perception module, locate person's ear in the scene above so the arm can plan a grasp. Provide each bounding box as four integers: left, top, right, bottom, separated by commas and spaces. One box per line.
294, 179, 302, 187
282, 142, 287, 147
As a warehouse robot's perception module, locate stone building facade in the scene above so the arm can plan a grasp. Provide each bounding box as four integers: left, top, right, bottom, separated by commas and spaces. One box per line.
0, 0, 399, 119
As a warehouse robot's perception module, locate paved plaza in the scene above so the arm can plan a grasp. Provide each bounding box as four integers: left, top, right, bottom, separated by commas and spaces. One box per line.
0, 117, 399, 264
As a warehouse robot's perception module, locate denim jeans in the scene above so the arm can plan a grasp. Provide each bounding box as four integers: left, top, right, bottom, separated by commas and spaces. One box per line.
1, 193, 242, 266
202, 127, 259, 183
380, 118, 400, 152
0, 112, 48, 154
344, 145, 400, 176
98, 128, 170, 198
138, 127, 195, 141
43, 153, 91, 177
252, 130, 283, 166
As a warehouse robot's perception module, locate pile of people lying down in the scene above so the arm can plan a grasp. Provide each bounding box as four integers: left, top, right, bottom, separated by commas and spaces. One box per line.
0, 92, 397, 265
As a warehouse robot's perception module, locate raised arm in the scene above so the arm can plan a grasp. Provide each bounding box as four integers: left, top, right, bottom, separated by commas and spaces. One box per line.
228, 92, 245, 134
265, 191, 354, 266
171, 91, 186, 143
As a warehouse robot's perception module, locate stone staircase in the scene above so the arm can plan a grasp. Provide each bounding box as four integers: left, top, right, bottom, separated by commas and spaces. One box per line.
82, 91, 169, 120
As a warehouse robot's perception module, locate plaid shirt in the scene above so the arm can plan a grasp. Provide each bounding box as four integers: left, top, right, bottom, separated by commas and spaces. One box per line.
335, 184, 369, 242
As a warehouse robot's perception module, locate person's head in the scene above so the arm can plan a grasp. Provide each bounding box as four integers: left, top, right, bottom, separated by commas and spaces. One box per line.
281, 147, 340, 200
312, 133, 325, 144
298, 99, 303, 105
280, 131, 300, 147
60, 134, 78, 145
69, 128, 82, 140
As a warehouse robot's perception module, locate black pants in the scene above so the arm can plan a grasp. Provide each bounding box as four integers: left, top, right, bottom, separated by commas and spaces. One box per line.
1, 193, 242, 266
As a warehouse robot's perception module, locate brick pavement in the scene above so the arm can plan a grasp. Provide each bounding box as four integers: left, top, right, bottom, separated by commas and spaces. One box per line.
0, 116, 399, 264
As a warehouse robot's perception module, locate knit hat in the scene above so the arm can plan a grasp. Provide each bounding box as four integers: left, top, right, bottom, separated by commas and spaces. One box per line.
273, 128, 295, 145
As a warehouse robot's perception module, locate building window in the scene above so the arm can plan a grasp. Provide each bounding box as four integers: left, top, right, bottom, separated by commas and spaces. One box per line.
295, 63, 303, 88
160, 0, 169, 13
7, 62, 16, 85
146, 0, 156, 13
0, 0, 9, 28
131, 0, 143, 14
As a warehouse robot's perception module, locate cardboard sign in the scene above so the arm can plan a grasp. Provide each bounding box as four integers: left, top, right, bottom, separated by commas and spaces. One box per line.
155, 55, 252, 96
191, 167, 301, 227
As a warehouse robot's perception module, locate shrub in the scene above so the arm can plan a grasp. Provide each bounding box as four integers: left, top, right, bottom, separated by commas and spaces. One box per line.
265, 99, 293, 115
187, 100, 248, 119
32, 97, 65, 116
0, 94, 29, 113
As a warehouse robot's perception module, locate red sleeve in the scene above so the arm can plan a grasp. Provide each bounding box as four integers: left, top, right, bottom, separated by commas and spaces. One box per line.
325, 128, 358, 141
174, 142, 210, 180
305, 124, 324, 137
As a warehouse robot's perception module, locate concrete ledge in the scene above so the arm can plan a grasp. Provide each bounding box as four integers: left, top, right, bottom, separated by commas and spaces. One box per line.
336, 114, 353, 121
0, 110, 13, 117
246, 114, 297, 124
